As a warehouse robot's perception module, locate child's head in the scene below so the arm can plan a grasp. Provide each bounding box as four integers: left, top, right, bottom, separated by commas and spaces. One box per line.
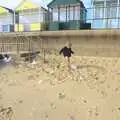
65, 42, 69, 47
65, 42, 72, 48
64, 46, 68, 48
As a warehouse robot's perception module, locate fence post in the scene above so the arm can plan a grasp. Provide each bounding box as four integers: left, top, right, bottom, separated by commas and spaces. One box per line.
16, 34, 20, 59
28, 36, 31, 63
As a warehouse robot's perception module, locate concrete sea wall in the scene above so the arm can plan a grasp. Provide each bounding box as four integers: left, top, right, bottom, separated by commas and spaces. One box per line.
0, 30, 120, 57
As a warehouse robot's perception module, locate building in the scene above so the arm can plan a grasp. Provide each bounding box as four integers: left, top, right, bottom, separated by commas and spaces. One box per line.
47, 0, 91, 31
0, 6, 14, 32
92, 0, 120, 28
15, 0, 48, 32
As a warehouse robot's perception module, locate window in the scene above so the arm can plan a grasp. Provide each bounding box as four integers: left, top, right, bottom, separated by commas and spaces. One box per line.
70, 7, 73, 20
74, 6, 80, 20
107, 19, 118, 28
60, 7, 66, 21
92, 19, 105, 28
53, 9, 58, 21
95, 7, 104, 19
106, 2, 117, 18
0, 14, 13, 24
110, 7, 117, 18
94, 2, 104, 19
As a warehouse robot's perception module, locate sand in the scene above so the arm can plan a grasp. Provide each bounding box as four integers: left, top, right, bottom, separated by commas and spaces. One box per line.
0, 55, 120, 120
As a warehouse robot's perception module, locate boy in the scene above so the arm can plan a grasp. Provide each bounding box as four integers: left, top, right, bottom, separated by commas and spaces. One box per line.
59, 46, 74, 64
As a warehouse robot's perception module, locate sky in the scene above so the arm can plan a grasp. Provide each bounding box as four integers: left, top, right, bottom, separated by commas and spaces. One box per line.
0, 0, 91, 10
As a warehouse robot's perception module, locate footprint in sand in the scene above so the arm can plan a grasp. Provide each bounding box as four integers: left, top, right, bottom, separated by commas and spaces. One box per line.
87, 106, 100, 120
112, 107, 120, 120
68, 114, 75, 120
50, 102, 56, 110
96, 88, 107, 98
0, 106, 14, 120
114, 87, 120, 94
0, 88, 2, 100
39, 112, 49, 120
0, 94, 2, 100
58, 92, 66, 99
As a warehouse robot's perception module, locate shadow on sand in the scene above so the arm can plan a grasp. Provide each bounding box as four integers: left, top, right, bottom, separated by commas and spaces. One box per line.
0, 61, 13, 70
77, 65, 106, 71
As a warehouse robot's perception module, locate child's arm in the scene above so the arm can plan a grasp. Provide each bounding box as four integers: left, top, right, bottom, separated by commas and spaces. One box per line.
59, 48, 63, 54
70, 49, 74, 54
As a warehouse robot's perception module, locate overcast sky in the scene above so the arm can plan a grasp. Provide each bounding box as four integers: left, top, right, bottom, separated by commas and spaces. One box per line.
0, 0, 91, 9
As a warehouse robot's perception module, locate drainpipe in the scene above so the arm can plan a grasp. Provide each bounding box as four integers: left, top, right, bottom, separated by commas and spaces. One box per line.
13, 11, 16, 32
51, 8, 53, 23
66, 6, 67, 22
79, 3, 81, 27
39, 6, 41, 31
104, 0, 107, 28
117, 0, 119, 28
68, 4, 70, 29
58, 6, 60, 23
58, 6, 60, 30
48, 7, 50, 29
73, 6, 75, 21
68, 4, 70, 21
91, 0, 94, 28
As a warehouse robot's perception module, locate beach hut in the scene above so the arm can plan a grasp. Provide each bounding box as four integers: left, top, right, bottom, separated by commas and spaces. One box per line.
47, 0, 90, 30
15, 0, 48, 32
92, 0, 119, 28
0, 6, 14, 32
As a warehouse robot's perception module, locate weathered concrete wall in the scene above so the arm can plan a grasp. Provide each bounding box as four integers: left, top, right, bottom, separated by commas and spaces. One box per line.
33, 30, 120, 57
0, 30, 120, 57
35, 36, 120, 57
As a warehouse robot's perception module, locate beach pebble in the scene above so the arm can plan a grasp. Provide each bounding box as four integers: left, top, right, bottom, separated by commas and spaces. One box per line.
58, 92, 66, 99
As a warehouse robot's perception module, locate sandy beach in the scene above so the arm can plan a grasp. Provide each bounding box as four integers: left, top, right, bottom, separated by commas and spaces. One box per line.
0, 55, 120, 120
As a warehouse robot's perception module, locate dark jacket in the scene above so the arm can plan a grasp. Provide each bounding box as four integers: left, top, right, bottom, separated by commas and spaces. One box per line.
59, 46, 74, 57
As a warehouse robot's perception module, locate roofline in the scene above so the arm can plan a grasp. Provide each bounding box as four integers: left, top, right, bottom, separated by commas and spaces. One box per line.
80, 1, 86, 9
0, 6, 14, 13
41, 7, 48, 11
47, 0, 86, 9
47, 0, 55, 8
15, 0, 27, 10
15, 6, 47, 13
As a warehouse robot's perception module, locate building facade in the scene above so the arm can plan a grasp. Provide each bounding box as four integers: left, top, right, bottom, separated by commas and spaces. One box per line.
15, 0, 48, 31
0, 6, 14, 32
47, 0, 90, 30
92, 0, 120, 28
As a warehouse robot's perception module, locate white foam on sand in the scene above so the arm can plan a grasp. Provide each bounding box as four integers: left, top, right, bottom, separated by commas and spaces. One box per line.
3, 57, 12, 63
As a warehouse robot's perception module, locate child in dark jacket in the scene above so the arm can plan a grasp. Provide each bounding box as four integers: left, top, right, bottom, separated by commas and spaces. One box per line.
59, 46, 74, 63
